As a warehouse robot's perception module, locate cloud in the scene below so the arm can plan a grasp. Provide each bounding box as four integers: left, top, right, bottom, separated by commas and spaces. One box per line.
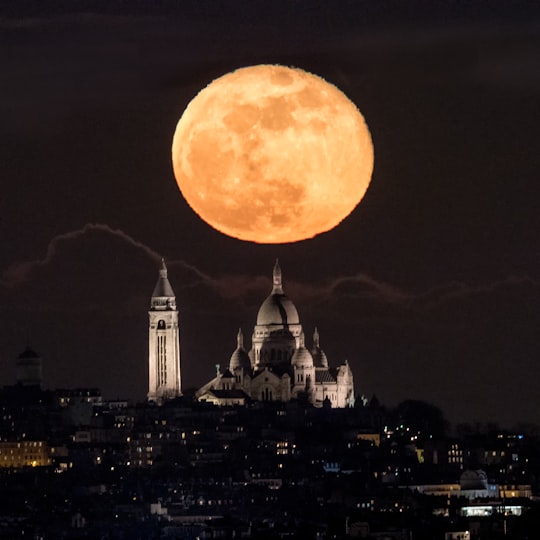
0, 222, 221, 287
0, 224, 225, 317
281, 273, 540, 319
1, 223, 161, 287
314, 273, 412, 304
418, 275, 539, 304
1, 223, 538, 320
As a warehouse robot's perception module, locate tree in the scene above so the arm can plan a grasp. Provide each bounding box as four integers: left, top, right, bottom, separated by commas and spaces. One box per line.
394, 400, 449, 439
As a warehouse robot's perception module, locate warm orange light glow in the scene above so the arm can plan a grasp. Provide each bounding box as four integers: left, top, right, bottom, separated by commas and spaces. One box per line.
172, 65, 374, 243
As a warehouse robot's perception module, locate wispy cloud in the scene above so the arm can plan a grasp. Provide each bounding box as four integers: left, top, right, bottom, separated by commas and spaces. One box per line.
2, 224, 537, 315
1, 223, 161, 287
415, 275, 539, 308
0, 223, 222, 300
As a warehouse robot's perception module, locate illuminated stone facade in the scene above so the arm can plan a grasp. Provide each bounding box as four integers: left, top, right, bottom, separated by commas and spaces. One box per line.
148, 260, 182, 402
197, 261, 355, 407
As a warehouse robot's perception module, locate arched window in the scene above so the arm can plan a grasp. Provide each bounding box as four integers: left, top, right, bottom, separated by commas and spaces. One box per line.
157, 320, 166, 330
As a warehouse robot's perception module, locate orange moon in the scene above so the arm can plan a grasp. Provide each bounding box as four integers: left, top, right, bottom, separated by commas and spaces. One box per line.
172, 65, 374, 243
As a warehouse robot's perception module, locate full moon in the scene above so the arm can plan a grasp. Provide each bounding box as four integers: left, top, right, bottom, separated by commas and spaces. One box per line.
172, 65, 374, 243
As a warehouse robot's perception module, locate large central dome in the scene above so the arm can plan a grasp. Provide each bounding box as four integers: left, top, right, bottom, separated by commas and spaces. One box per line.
256, 260, 300, 326
257, 293, 300, 326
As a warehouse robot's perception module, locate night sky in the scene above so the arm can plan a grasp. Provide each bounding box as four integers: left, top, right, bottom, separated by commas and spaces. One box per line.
1, 1, 539, 427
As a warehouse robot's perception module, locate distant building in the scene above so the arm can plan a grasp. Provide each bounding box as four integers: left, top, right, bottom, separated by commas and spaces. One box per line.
147, 260, 182, 402
196, 261, 355, 407
403, 470, 501, 500
16, 346, 42, 387
54, 388, 102, 407
0, 440, 51, 468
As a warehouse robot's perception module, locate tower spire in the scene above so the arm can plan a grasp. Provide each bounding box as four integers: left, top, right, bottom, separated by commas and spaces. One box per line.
148, 259, 182, 402
159, 258, 167, 277
151, 258, 176, 310
272, 259, 283, 294
313, 327, 320, 348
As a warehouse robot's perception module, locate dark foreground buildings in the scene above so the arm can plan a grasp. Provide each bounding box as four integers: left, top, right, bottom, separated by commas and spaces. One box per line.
1, 374, 540, 539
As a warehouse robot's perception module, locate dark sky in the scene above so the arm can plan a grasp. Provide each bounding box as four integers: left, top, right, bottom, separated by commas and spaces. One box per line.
1, 1, 539, 427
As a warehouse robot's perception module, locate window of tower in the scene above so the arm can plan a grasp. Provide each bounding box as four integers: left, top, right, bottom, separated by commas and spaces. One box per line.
158, 320, 166, 330
157, 335, 167, 386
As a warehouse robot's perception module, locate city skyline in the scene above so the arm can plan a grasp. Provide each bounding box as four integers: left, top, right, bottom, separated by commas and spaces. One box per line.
1, 1, 539, 427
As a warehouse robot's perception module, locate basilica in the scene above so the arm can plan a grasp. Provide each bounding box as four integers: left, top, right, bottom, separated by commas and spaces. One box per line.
148, 260, 355, 408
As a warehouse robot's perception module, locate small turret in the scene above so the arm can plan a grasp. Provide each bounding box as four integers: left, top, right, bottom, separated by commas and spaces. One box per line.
272, 259, 283, 294
237, 328, 244, 349
311, 327, 329, 368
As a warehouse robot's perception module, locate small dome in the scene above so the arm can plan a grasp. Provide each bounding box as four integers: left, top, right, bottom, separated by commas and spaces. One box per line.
460, 469, 488, 490
229, 329, 251, 371
230, 349, 251, 371
291, 346, 314, 369
312, 348, 329, 368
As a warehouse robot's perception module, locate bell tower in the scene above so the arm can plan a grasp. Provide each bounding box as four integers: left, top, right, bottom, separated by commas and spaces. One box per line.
148, 259, 181, 402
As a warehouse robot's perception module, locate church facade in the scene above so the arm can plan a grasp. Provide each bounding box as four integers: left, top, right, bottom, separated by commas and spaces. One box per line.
195, 261, 355, 408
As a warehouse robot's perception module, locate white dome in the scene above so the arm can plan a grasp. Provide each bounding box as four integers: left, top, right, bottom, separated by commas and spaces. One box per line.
256, 259, 300, 327
312, 347, 329, 368
257, 293, 300, 326
230, 348, 251, 371
291, 346, 314, 368
229, 329, 251, 371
